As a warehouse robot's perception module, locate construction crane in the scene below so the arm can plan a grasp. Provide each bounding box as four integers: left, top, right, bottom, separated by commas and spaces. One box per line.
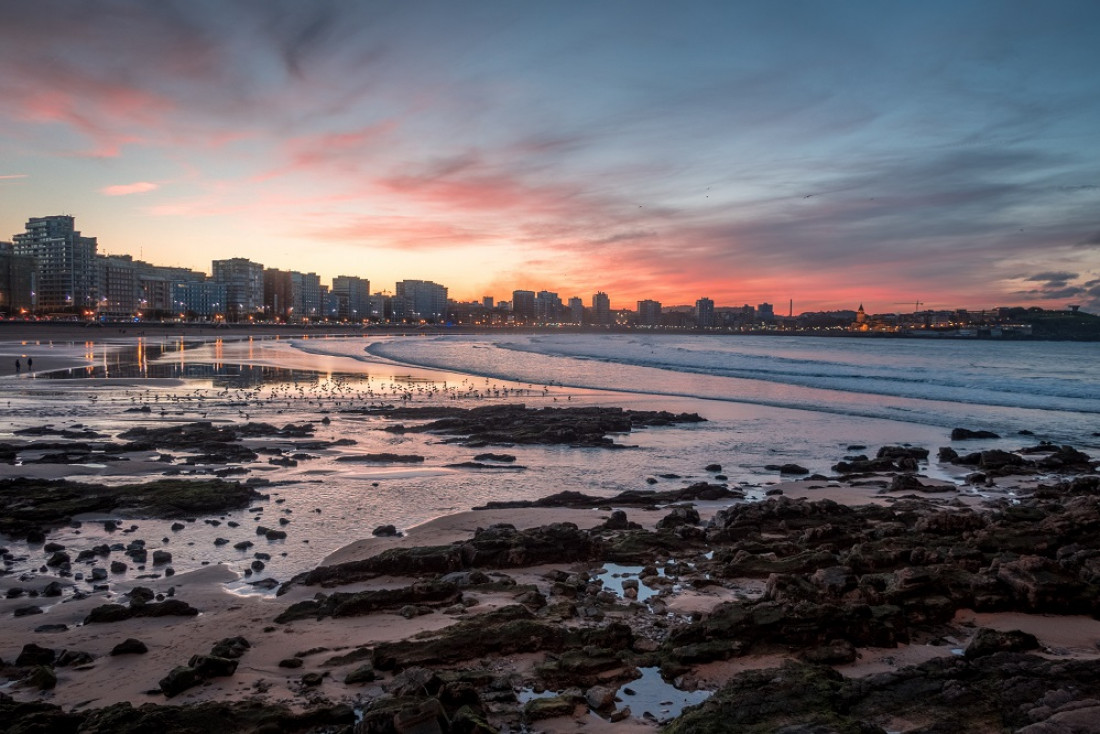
894, 301, 923, 312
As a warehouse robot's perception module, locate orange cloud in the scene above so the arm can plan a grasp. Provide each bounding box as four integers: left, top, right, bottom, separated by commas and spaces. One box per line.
101, 181, 159, 196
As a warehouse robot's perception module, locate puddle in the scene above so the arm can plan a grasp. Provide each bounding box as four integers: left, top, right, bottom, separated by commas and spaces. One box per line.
516, 687, 558, 704
595, 563, 664, 603
615, 667, 711, 722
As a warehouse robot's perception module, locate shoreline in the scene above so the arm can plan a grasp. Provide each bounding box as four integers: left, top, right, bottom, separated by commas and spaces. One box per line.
1, 335, 1098, 731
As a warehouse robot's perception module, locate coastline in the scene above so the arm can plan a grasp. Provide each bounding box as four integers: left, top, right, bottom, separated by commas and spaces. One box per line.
2, 332, 1099, 731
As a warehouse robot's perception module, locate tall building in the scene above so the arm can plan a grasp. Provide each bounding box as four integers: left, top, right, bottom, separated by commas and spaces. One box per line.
568, 296, 584, 324
395, 279, 448, 321
757, 302, 775, 323
482, 296, 494, 310
173, 279, 226, 318
264, 269, 294, 320
12, 215, 98, 313
637, 299, 662, 326
695, 297, 715, 328
212, 258, 264, 320
511, 290, 536, 322
0, 242, 37, 315
96, 254, 138, 317
295, 272, 322, 320
535, 290, 563, 322
331, 275, 370, 320
592, 291, 611, 325
369, 292, 393, 321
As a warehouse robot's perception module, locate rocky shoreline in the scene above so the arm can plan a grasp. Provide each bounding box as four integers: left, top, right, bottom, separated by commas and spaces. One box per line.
2, 405, 1099, 732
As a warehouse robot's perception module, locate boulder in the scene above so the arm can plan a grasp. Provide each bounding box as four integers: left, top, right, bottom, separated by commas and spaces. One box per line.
345, 663, 376, 684
187, 655, 238, 678
16, 643, 56, 667
964, 627, 1040, 658
159, 665, 201, 697
111, 638, 149, 655
25, 665, 57, 691
951, 428, 1000, 440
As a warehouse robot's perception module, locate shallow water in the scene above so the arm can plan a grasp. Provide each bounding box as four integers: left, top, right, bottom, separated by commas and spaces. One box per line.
2, 332, 1090, 600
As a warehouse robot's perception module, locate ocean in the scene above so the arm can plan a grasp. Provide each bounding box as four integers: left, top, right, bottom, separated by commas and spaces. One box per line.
2, 331, 1096, 593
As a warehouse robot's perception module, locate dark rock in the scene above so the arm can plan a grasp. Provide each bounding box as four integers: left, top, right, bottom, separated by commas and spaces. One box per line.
524, 694, 579, 721
800, 639, 857, 664
601, 509, 639, 530
474, 453, 517, 462
275, 581, 461, 623
334, 453, 425, 463
657, 506, 701, 529
16, 643, 56, 666
964, 628, 1040, 658
357, 404, 705, 448
372, 524, 400, 537
345, 663, 376, 684
111, 638, 149, 655
952, 428, 1001, 440
187, 654, 238, 678
55, 649, 94, 666
84, 598, 198, 624
778, 464, 810, 475
25, 665, 57, 691
210, 636, 251, 659
159, 665, 201, 697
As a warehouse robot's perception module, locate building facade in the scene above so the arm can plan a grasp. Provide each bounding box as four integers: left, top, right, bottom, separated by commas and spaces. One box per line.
592, 291, 611, 325
637, 299, 662, 326
12, 215, 98, 313
173, 279, 227, 318
568, 296, 584, 324
695, 297, 715, 328
395, 280, 448, 321
0, 242, 37, 315
511, 290, 536, 323
331, 275, 370, 320
212, 258, 265, 320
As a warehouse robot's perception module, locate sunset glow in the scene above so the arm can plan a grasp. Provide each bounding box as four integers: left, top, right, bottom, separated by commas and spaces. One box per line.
1, 1, 1098, 312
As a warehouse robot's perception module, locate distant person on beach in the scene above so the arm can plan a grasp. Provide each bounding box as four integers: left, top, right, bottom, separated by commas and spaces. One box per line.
27, 357, 32, 370
15, 359, 20, 373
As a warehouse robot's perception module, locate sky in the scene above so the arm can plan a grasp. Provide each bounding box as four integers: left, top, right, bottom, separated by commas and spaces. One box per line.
2, 1, 1099, 313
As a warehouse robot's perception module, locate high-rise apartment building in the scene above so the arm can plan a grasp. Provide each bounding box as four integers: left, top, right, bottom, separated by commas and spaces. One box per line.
212, 258, 264, 320
695, 297, 715, 328
535, 290, 563, 322
511, 290, 536, 322
173, 279, 227, 318
12, 215, 98, 312
637, 299, 662, 326
568, 296, 584, 324
395, 280, 448, 321
0, 242, 37, 315
592, 291, 611, 325
757, 302, 775, 323
96, 254, 138, 317
331, 275, 370, 320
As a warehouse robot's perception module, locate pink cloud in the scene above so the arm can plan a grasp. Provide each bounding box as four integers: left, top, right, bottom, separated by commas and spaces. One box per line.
101, 181, 159, 196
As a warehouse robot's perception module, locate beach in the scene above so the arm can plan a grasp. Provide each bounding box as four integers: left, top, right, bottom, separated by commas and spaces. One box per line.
2, 329, 1099, 732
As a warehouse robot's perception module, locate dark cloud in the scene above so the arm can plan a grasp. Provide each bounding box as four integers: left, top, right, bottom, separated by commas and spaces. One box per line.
1080, 232, 1100, 246
1025, 271, 1078, 285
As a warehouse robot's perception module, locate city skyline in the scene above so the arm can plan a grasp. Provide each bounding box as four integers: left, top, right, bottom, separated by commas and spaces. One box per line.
2, 2, 1099, 313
